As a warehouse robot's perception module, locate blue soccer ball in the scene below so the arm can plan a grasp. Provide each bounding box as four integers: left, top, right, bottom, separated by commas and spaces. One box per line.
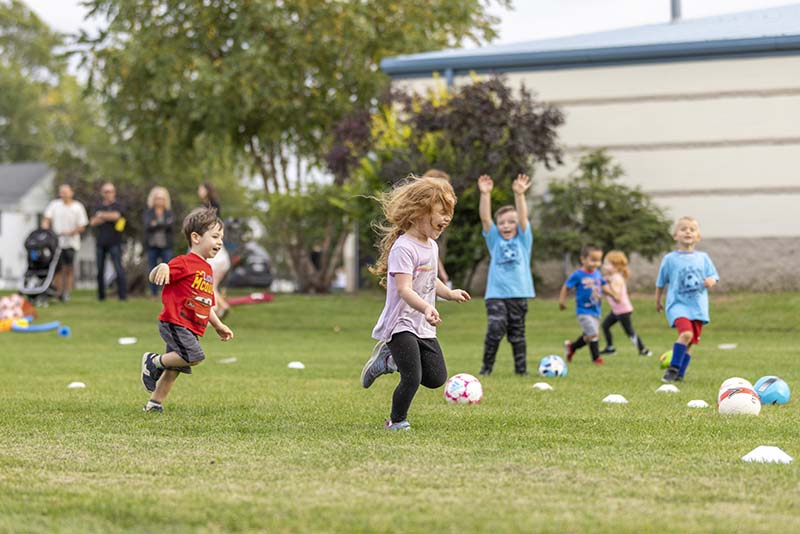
538, 355, 567, 377
753, 376, 791, 405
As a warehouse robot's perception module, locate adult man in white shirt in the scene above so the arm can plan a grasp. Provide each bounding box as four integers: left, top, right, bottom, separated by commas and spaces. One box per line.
42, 184, 89, 302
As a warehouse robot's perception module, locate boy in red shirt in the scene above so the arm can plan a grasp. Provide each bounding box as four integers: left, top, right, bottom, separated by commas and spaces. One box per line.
140, 207, 234, 412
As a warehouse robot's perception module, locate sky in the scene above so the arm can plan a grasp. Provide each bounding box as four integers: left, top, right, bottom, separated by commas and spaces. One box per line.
23, 0, 800, 48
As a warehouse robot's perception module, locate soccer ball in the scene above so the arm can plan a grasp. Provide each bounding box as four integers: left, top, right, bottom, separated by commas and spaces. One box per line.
753, 376, 791, 405
659, 351, 672, 369
538, 355, 567, 377
718, 377, 753, 402
718, 387, 761, 415
444, 373, 483, 405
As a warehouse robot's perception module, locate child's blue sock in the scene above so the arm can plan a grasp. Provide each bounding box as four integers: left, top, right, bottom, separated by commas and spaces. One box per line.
670, 343, 687, 368
678, 354, 691, 377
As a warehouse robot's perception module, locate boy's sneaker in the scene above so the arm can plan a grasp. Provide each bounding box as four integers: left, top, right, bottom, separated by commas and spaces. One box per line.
593, 357, 605, 365
564, 340, 575, 363
384, 419, 410, 431
361, 341, 397, 388
142, 401, 163, 413
478, 366, 492, 376
141, 352, 163, 392
601, 346, 616, 355
640, 348, 653, 357
662, 366, 680, 383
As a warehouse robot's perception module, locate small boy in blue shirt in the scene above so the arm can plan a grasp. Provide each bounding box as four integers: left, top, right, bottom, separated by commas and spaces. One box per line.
559, 244, 618, 364
477, 173, 534, 376
656, 216, 719, 382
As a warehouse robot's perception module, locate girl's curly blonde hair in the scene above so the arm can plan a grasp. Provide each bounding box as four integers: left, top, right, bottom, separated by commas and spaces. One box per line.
369, 175, 456, 286
604, 250, 630, 279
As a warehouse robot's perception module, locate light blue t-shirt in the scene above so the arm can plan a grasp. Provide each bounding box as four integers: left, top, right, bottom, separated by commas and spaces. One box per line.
565, 268, 607, 317
656, 250, 719, 326
483, 222, 534, 299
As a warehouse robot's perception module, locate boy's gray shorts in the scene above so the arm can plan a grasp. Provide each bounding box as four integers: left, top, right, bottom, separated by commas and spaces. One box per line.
577, 314, 600, 338
158, 321, 206, 374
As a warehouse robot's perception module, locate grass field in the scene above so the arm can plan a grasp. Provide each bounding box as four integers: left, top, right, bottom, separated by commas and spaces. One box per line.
1, 290, 798, 532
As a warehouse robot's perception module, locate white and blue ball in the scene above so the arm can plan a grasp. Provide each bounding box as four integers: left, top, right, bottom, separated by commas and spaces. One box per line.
753, 376, 790, 405
538, 355, 567, 378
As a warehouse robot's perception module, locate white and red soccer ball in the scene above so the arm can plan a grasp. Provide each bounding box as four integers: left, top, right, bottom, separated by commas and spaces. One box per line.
444, 373, 483, 405
718, 386, 761, 415
718, 377, 753, 400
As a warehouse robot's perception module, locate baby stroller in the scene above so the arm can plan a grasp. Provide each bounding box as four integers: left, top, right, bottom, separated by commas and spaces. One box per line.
18, 228, 61, 306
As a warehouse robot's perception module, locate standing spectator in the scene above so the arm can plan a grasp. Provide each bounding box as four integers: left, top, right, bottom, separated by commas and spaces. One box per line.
90, 182, 127, 301
198, 181, 230, 316
197, 181, 221, 216
144, 186, 175, 298
41, 184, 89, 302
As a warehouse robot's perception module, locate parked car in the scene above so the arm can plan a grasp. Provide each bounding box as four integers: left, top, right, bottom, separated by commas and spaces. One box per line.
225, 242, 274, 288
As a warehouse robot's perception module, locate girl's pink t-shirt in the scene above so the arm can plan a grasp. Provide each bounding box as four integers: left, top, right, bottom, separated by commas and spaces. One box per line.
372, 234, 438, 342
606, 271, 634, 315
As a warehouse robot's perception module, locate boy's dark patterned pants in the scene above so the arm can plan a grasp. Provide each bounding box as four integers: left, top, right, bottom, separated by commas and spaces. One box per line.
483, 298, 528, 373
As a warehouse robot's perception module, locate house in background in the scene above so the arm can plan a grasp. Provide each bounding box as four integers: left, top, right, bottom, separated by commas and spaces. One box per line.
381, 3, 800, 291
0, 162, 99, 291
0, 162, 55, 290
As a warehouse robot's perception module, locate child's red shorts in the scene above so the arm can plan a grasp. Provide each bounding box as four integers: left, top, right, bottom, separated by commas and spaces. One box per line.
673, 317, 703, 344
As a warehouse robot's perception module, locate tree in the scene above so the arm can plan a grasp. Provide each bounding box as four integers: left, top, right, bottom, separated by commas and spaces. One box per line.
0, 0, 65, 161
328, 76, 565, 287
536, 149, 673, 273
83, 0, 510, 292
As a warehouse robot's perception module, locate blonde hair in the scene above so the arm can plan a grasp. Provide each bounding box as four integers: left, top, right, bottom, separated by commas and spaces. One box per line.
147, 186, 172, 210
369, 175, 456, 286
673, 216, 699, 235
604, 250, 630, 279
422, 168, 451, 182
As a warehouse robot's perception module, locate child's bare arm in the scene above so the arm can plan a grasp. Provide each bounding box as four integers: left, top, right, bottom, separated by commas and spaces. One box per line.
604, 279, 621, 302
512, 174, 531, 232
396, 273, 441, 326
655, 286, 665, 312
209, 308, 234, 341
558, 284, 569, 310
435, 278, 470, 303
478, 175, 493, 233
149, 263, 170, 285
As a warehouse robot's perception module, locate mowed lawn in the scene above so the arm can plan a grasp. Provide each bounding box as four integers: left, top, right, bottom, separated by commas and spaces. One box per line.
1, 290, 798, 533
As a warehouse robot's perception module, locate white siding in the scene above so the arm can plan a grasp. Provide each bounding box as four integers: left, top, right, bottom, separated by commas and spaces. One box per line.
0, 173, 53, 289
394, 54, 800, 240
558, 95, 800, 146
0, 211, 39, 289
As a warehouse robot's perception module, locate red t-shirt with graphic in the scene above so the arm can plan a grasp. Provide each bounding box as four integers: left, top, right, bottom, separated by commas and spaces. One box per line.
158, 252, 215, 336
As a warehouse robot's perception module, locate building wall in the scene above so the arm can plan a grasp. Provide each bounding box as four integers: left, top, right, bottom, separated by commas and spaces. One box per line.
0, 174, 53, 290
394, 54, 800, 290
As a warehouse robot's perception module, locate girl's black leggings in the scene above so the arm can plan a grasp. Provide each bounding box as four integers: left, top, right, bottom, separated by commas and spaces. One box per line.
387, 331, 447, 423
601, 312, 645, 351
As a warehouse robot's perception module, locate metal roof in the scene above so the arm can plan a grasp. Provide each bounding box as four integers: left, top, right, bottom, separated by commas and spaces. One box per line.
382, 4, 800, 77
0, 162, 53, 207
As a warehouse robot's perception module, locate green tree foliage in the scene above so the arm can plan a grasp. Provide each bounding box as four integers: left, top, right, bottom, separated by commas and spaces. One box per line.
0, 0, 64, 161
536, 149, 673, 270
329, 76, 564, 287
82, 0, 509, 292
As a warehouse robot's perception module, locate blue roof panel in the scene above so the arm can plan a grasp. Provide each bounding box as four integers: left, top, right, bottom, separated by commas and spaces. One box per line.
382, 4, 800, 75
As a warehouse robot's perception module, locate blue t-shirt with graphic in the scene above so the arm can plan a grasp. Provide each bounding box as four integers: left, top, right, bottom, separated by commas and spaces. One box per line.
656, 250, 719, 326
565, 268, 607, 317
483, 222, 534, 299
